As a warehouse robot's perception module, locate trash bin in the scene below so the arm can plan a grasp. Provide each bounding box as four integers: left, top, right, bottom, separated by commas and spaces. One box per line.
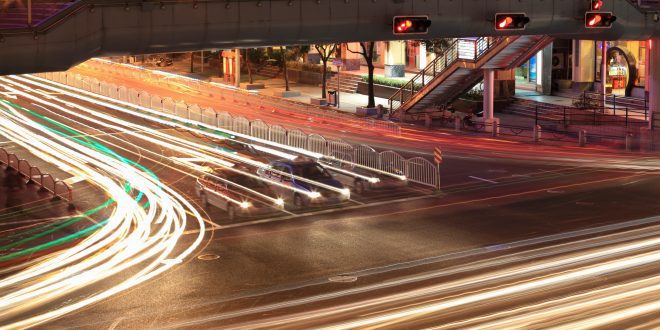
327, 90, 337, 106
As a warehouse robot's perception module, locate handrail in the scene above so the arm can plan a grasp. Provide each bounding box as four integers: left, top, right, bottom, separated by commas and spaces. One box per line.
0, 0, 218, 35
387, 37, 501, 115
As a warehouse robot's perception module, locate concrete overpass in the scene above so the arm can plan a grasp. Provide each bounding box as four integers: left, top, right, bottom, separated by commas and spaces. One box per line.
0, 0, 658, 74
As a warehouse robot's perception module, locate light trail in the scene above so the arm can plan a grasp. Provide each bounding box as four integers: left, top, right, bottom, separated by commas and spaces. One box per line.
0, 94, 205, 328
24, 73, 402, 183
212, 230, 660, 329
11, 75, 360, 200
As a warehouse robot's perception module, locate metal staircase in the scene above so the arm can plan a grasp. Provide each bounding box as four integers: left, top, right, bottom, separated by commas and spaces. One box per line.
388, 35, 554, 118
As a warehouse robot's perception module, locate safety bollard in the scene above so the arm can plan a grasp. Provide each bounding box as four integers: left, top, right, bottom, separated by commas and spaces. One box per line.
579, 129, 587, 147
533, 125, 542, 142
625, 133, 633, 152
454, 116, 461, 132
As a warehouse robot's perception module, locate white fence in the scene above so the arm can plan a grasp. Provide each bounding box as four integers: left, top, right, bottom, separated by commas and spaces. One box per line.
0, 147, 73, 202
36, 71, 438, 188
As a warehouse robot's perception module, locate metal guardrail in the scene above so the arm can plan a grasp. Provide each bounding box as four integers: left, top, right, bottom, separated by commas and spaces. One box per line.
0, 147, 73, 202
38, 71, 441, 189
388, 37, 500, 114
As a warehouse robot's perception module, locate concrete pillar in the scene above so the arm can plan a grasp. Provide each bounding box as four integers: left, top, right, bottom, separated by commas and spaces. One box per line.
541, 42, 553, 95
483, 69, 495, 120
601, 41, 608, 106
234, 49, 241, 88
483, 69, 499, 134
385, 41, 406, 77
649, 38, 660, 130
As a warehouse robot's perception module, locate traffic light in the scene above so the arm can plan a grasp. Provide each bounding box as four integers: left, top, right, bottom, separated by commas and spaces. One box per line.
585, 12, 616, 28
392, 16, 432, 35
494, 13, 530, 31
591, 0, 603, 10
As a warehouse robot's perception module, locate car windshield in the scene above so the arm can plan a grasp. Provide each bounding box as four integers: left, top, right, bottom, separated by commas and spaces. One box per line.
226, 174, 268, 189
292, 163, 331, 180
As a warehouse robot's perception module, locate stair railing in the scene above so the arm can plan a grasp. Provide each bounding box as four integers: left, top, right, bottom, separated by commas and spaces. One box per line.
388, 37, 500, 114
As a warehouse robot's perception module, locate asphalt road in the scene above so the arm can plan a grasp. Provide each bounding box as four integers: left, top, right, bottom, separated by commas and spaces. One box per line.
1, 74, 659, 328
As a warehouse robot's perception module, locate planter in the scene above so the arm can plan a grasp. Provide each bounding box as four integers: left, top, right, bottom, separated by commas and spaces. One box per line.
355, 106, 379, 117
286, 69, 329, 85
244, 83, 265, 90
356, 82, 400, 99
310, 98, 327, 106
274, 90, 301, 98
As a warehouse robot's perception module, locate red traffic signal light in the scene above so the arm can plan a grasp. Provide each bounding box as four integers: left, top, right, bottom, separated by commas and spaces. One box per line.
494, 13, 530, 30
393, 16, 431, 35
591, 0, 603, 10
585, 12, 616, 28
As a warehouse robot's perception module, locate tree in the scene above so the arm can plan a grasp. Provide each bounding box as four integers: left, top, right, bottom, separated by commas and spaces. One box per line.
346, 42, 376, 108
244, 48, 253, 84
314, 43, 337, 99
421, 38, 454, 57
279, 46, 290, 91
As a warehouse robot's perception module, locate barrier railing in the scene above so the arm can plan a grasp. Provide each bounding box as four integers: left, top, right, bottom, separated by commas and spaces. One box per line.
38, 71, 440, 189
0, 147, 74, 203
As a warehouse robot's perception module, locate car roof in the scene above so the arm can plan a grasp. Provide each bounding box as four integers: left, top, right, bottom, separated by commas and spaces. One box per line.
275, 157, 317, 166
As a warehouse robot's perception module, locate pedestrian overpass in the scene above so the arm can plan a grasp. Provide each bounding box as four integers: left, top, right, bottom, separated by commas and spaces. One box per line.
0, 0, 658, 74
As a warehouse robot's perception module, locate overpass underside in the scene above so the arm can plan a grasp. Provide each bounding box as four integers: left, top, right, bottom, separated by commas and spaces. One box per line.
0, 0, 658, 75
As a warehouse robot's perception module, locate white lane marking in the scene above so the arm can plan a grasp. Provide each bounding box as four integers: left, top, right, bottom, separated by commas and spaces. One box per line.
546, 189, 565, 194
469, 176, 499, 184
511, 174, 532, 178
622, 180, 642, 186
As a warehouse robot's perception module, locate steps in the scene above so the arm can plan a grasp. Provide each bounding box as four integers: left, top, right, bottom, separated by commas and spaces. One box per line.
552, 89, 583, 100
323, 73, 362, 94
501, 98, 565, 121
256, 64, 281, 78
554, 88, 648, 112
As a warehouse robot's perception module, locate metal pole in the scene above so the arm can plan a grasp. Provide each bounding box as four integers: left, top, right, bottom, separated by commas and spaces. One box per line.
200, 50, 204, 74
613, 94, 616, 116
27, 0, 32, 26
436, 163, 441, 191
336, 65, 340, 107
601, 41, 608, 108
535, 105, 538, 126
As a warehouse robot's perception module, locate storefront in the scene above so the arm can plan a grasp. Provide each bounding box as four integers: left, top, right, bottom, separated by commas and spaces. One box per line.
595, 40, 647, 97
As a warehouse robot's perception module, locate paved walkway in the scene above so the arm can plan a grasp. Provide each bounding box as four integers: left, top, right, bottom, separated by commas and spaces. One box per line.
513, 89, 574, 107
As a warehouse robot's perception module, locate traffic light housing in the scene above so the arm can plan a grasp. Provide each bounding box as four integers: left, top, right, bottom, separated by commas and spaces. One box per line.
585, 12, 616, 28
494, 13, 530, 31
392, 16, 432, 35
591, 0, 603, 10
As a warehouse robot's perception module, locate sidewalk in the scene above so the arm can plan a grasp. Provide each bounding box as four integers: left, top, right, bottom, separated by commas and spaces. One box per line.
253, 77, 391, 114
514, 89, 574, 107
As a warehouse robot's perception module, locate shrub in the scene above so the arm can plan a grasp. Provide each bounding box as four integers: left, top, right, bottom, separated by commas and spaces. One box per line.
461, 88, 484, 101
286, 61, 330, 74
360, 75, 422, 90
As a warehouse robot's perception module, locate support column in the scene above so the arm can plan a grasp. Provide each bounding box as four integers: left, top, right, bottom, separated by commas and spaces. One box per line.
483, 69, 495, 120
234, 49, 241, 88
640, 37, 659, 151
650, 38, 660, 130
601, 41, 608, 106
541, 42, 553, 95
483, 68, 499, 134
